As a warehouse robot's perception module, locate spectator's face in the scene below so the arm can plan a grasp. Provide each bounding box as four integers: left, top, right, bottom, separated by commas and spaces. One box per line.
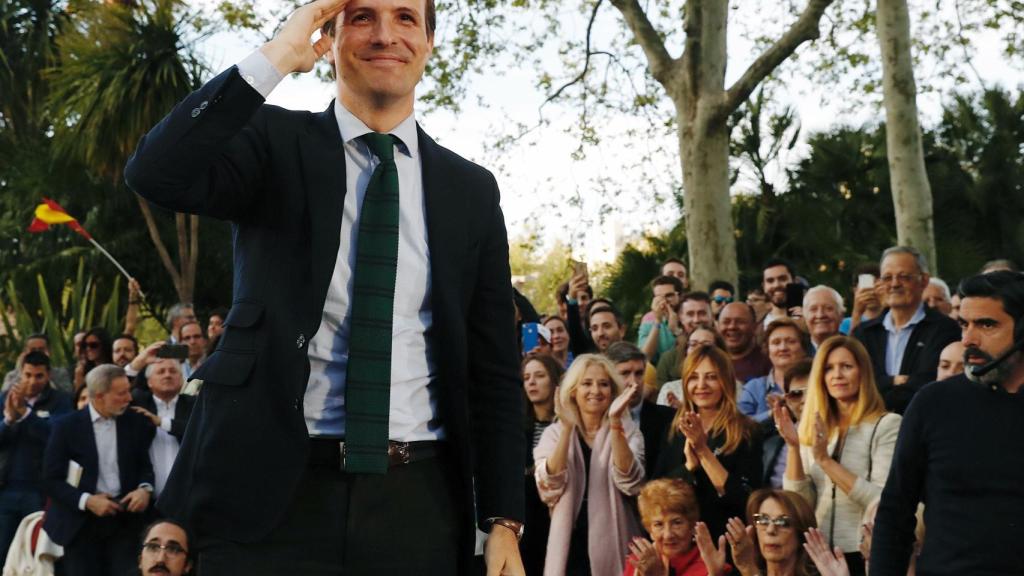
767, 326, 805, 371
139, 522, 191, 576
23, 337, 48, 356
680, 300, 711, 335
755, 498, 799, 563
685, 357, 723, 411
573, 364, 613, 418
94, 376, 132, 418
879, 253, 929, 311
823, 346, 861, 403
615, 359, 646, 389
653, 283, 680, 311
577, 291, 592, 315
148, 360, 184, 400
804, 291, 841, 343
762, 265, 793, 308
710, 289, 733, 316
589, 311, 623, 352
172, 307, 197, 337
784, 376, 808, 418
522, 360, 554, 407
923, 283, 953, 315
17, 363, 49, 398
76, 387, 89, 410
207, 315, 224, 340
717, 303, 755, 354
112, 338, 137, 367
959, 296, 1017, 384
645, 509, 694, 558
81, 335, 103, 363
950, 294, 961, 321
937, 341, 965, 381
543, 319, 569, 353
180, 324, 205, 358
686, 328, 717, 356
661, 262, 689, 289
73, 332, 85, 350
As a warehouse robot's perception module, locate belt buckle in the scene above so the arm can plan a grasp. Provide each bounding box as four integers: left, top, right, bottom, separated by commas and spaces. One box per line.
388, 441, 411, 466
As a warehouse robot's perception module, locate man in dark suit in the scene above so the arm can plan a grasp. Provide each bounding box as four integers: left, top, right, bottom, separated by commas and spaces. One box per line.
854, 246, 960, 413
605, 342, 674, 480
130, 359, 196, 497
0, 352, 73, 565
43, 364, 156, 576
124, 0, 523, 573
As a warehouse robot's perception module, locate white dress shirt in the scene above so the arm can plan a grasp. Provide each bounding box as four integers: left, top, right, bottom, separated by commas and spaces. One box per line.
150, 395, 180, 497
78, 403, 122, 510
237, 51, 442, 442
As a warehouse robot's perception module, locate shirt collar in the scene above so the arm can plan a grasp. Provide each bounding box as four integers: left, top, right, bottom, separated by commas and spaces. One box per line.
154, 395, 179, 410
333, 100, 418, 160
88, 403, 108, 424
883, 303, 927, 334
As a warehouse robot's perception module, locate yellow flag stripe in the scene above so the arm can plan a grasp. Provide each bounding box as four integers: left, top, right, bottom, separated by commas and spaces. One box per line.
34, 204, 76, 225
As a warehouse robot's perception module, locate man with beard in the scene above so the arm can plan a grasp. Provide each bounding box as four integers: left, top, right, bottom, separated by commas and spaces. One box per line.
871, 271, 1024, 575
761, 258, 797, 328
588, 304, 626, 353
112, 335, 139, 369
138, 520, 192, 576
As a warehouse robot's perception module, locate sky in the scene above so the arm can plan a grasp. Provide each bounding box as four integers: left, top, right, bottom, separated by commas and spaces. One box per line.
197, 2, 1023, 264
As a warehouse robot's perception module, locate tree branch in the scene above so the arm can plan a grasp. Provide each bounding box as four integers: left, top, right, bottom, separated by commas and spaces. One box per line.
544, 0, 607, 105
134, 194, 182, 293
720, 0, 836, 120
681, 0, 702, 102
609, 0, 676, 87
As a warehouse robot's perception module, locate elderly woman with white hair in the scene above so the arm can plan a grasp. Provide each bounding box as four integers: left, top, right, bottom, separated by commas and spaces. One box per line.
803, 285, 845, 351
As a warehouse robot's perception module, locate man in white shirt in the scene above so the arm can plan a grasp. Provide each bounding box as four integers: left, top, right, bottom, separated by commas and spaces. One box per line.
131, 359, 195, 497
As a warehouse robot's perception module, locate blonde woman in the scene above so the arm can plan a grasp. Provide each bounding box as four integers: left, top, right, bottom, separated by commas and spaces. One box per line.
534, 354, 645, 576
774, 335, 901, 576
653, 345, 762, 540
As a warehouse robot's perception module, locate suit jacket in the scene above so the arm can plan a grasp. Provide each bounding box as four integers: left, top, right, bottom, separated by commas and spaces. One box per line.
639, 400, 674, 481
124, 66, 524, 557
853, 306, 960, 414
131, 389, 196, 442
42, 408, 156, 546
0, 385, 73, 490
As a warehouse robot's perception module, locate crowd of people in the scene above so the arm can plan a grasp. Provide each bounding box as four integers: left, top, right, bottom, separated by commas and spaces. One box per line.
516, 248, 1024, 575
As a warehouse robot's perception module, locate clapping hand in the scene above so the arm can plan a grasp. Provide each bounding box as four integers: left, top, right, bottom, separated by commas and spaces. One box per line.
3, 387, 26, 423
553, 387, 575, 431
665, 391, 682, 409
811, 415, 830, 463
608, 381, 640, 423
627, 537, 668, 576
677, 411, 708, 453
694, 522, 728, 576
772, 402, 799, 447
723, 517, 758, 574
804, 527, 850, 576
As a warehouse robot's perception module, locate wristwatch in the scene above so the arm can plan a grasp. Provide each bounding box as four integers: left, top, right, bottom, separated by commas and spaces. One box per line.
486, 517, 524, 541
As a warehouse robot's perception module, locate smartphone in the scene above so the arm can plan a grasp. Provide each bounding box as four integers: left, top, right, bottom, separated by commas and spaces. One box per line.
785, 283, 806, 311
521, 323, 540, 354
569, 259, 588, 277
156, 344, 189, 360
858, 274, 876, 290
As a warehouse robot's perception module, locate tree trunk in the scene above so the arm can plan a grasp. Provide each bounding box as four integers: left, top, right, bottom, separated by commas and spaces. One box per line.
877, 0, 937, 273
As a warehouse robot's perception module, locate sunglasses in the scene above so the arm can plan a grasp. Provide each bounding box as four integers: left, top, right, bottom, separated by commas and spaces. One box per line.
712, 295, 734, 304
79, 341, 101, 350
784, 388, 805, 399
753, 514, 792, 528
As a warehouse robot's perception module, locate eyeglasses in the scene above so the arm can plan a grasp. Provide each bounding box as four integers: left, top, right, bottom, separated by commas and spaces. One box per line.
141, 542, 187, 557
784, 389, 805, 399
80, 341, 101, 350
712, 296, 734, 304
879, 273, 921, 285
753, 514, 792, 529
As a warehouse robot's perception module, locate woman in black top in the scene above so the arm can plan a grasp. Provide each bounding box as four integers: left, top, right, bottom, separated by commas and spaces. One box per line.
522, 354, 563, 575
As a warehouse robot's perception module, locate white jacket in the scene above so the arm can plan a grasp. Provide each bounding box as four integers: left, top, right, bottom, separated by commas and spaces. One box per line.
3, 511, 61, 576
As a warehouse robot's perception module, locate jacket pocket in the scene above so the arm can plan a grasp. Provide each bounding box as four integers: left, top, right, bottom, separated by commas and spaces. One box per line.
190, 349, 255, 387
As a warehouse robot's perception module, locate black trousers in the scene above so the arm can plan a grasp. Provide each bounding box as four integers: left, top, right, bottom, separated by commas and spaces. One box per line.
61, 513, 147, 576
197, 452, 462, 575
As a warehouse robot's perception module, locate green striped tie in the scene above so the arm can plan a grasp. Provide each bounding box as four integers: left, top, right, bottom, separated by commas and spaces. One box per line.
344, 132, 400, 474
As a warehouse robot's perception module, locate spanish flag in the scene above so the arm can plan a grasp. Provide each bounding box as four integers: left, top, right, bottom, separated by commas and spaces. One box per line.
27, 198, 93, 240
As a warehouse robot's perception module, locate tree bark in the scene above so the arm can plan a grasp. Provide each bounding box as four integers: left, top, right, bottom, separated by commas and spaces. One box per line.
877, 0, 937, 274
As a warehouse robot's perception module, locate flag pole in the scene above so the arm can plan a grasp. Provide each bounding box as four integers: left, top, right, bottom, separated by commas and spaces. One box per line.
86, 237, 146, 300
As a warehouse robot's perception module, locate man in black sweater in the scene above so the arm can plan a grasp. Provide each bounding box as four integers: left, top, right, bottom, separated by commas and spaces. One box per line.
871, 271, 1024, 575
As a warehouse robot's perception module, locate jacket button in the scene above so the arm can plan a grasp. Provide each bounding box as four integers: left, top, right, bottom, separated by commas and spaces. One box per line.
200, 100, 208, 110
296, 333, 306, 348
190, 108, 201, 118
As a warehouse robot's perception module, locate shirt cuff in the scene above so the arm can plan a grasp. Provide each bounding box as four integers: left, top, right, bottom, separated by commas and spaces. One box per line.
78, 492, 91, 511
237, 50, 285, 99
125, 365, 139, 378
160, 417, 172, 432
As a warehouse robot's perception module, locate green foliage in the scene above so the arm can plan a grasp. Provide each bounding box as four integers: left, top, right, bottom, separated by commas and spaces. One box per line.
509, 233, 575, 315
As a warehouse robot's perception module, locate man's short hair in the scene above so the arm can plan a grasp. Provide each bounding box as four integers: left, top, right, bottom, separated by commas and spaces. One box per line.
85, 364, 126, 398
209, 307, 229, 321
651, 275, 684, 294
25, 333, 48, 345
681, 291, 711, 304
588, 304, 623, 327
783, 358, 813, 390
708, 280, 735, 295
604, 341, 647, 365
928, 278, 952, 300
114, 333, 138, 351
661, 257, 686, 269
763, 257, 796, 278
322, 0, 437, 38
958, 271, 1024, 339
803, 285, 846, 314
166, 303, 194, 330
981, 258, 1019, 274
140, 519, 194, 562
179, 320, 203, 336
22, 351, 51, 371
881, 246, 929, 274
556, 281, 594, 304
145, 359, 185, 380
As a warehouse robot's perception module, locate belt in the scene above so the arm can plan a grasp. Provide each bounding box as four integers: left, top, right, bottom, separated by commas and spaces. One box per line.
308, 438, 442, 471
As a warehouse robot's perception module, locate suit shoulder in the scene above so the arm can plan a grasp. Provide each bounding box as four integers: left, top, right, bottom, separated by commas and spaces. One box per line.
418, 129, 497, 183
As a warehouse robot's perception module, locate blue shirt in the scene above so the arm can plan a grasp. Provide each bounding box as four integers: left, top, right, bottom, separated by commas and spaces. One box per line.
882, 304, 927, 377
738, 373, 781, 423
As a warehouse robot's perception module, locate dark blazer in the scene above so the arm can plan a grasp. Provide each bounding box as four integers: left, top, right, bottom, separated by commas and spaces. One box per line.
639, 400, 675, 481
853, 305, 960, 414
0, 385, 73, 490
42, 408, 156, 546
131, 389, 196, 441
124, 66, 524, 559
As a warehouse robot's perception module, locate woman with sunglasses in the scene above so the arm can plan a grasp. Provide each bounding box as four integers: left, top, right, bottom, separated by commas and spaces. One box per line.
72, 327, 113, 392
696, 488, 818, 576
773, 336, 900, 576
739, 319, 811, 424
653, 345, 762, 541
656, 327, 727, 408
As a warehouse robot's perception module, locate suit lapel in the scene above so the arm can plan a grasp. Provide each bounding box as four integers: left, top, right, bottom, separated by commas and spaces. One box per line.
420, 126, 465, 314
116, 415, 130, 491
300, 102, 347, 329
79, 410, 100, 488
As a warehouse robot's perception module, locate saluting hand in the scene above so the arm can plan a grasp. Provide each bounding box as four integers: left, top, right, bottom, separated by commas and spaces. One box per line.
261, 0, 349, 75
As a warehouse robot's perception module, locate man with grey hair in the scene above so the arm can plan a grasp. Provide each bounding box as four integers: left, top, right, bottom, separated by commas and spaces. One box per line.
131, 359, 196, 498
43, 364, 156, 576
165, 303, 196, 343
853, 246, 960, 413
803, 285, 844, 350
924, 277, 954, 316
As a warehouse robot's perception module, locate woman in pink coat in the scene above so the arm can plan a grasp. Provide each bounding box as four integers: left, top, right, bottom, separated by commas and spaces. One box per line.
534, 354, 645, 576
